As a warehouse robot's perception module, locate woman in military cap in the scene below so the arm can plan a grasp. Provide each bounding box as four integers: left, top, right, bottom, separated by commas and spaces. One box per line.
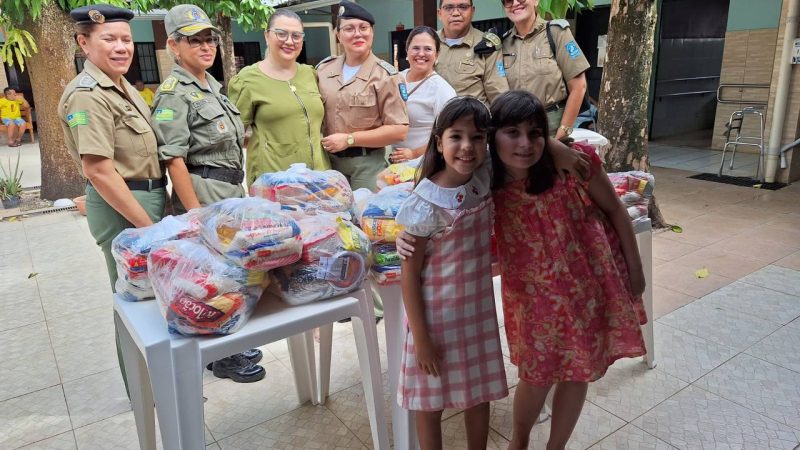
500, 0, 590, 138
58, 3, 166, 393
228, 8, 330, 185
150, 4, 265, 383
316, 0, 409, 191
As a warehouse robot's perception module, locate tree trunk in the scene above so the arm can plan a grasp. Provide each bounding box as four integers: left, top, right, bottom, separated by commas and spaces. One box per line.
216, 14, 237, 91
23, 3, 84, 200
597, 0, 668, 227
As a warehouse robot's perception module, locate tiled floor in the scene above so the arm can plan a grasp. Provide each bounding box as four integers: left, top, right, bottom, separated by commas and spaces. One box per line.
1, 148, 800, 449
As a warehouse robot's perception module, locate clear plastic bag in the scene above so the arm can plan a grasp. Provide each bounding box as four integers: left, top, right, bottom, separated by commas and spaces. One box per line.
269, 215, 371, 305
607, 171, 655, 224
148, 239, 268, 336
111, 213, 201, 302
370, 243, 401, 285
249, 163, 354, 214
353, 182, 413, 242
198, 197, 303, 271
376, 157, 421, 190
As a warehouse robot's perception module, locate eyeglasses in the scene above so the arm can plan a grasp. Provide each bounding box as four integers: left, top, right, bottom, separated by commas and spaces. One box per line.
269, 28, 305, 43
441, 3, 472, 13
501, 0, 524, 8
339, 24, 372, 35
182, 34, 220, 48
408, 45, 435, 54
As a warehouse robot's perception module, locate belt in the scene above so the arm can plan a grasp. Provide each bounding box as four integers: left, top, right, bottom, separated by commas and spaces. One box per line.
334, 146, 382, 158
88, 177, 166, 191
545, 101, 566, 113
186, 165, 245, 185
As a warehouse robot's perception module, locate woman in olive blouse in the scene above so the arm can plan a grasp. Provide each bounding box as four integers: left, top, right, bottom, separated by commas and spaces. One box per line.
228, 9, 329, 185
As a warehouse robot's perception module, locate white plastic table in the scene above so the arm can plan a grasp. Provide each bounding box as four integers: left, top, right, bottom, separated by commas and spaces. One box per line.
114, 288, 389, 450
371, 218, 655, 450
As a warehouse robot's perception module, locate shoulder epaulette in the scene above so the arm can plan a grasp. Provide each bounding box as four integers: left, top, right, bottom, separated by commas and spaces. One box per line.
76, 74, 98, 90
549, 19, 570, 29
315, 55, 336, 70
377, 60, 398, 75
158, 76, 178, 94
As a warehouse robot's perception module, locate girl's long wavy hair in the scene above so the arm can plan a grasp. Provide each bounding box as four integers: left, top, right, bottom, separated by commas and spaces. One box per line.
489, 90, 556, 194
415, 96, 491, 186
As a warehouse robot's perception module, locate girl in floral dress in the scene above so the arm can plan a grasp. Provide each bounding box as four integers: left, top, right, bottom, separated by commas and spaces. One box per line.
490, 90, 647, 450
395, 96, 508, 450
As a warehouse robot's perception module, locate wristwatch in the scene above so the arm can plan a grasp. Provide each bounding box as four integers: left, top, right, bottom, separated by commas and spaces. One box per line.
346, 134, 355, 146
558, 125, 574, 135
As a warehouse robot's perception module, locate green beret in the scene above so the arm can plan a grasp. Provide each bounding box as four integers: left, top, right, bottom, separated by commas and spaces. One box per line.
70, 4, 134, 25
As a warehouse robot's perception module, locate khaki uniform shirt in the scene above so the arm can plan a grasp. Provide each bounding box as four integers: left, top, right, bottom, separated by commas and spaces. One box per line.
59, 60, 161, 180
317, 53, 409, 137
436, 27, 509, 104
502, 18, 590, 107
152, 66, 245, 170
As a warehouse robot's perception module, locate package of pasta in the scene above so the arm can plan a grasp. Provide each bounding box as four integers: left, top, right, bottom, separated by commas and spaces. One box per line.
198, 197, 303, 271
353, 182, 413, 242
376, 157, 421, 190
111, 213, 202, 302
607, 171, 655, 224
148, 239, 268, 336
370, 243, 401, 285
269, 215, 371, 305
249, 163, 354, 214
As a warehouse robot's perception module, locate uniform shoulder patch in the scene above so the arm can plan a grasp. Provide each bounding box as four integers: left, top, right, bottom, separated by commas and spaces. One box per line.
550, 19, 570, 29
77, 75, 98, 90
565, 40, 581, 59
315, 55, 336, 70
154, 108, 175, 122
66, 111, 89, 128
377, 60, 398, 75
159, 76, 178, 93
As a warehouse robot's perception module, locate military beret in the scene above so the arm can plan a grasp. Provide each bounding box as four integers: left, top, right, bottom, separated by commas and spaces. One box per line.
70, 4, 134, 25
337, 1, 375, 26
165, 4, 221, 37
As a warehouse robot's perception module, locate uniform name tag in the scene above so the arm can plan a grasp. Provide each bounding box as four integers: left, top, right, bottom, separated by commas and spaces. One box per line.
399, 83, 409, 101
155, 108, 174, 122
565, 41, 581, 59
67, 111, 88, 128
496, 61, 506, 77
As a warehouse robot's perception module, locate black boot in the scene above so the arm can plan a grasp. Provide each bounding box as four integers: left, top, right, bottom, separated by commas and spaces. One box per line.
210, 354, 265, 383
206, 349, 262, 371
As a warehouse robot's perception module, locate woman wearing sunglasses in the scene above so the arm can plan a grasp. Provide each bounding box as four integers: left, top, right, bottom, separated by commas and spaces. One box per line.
501, 0, 590, 139
151, 5, 265, 384
228, 9, 330, 185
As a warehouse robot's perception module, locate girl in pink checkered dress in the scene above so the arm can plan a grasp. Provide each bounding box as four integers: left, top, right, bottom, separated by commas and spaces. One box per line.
395, 96, 508, 450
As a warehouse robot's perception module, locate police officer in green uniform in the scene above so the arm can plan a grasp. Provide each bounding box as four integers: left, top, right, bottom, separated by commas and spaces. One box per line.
151, 4, 265, 383
59, 4, 166, 394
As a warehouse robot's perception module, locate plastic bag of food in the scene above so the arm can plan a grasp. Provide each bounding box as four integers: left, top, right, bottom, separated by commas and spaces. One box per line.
269, 215, 371, 305
376, 157, 421, 190
353, 182, 412, 242
198, 197, 302, 270
607, 171, 655, 223
370, 243, 401, 285
249, 163, 354, 214
148, 239, 268, 336
111, 213, 202, 302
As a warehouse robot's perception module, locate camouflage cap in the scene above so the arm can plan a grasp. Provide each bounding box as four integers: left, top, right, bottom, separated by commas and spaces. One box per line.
164, 4, 221, 37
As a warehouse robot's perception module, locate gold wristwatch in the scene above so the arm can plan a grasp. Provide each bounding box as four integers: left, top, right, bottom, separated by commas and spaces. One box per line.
558, 125, 573, 135
346, 134, 355, 146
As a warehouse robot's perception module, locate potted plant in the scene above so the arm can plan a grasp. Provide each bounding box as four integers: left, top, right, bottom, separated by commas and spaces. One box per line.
1, 149, 23, 209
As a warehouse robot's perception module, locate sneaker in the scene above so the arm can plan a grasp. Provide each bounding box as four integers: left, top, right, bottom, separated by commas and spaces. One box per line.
210, 354, 265, 383
206, 349, 262, 371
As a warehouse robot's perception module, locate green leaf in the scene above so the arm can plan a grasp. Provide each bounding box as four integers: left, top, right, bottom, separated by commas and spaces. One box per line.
28, 272, 39, 279
670, 225, 683, 233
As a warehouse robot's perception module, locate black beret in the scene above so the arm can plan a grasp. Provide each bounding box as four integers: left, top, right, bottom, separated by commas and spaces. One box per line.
337, 1, 375, 26
70, 4, 134, 25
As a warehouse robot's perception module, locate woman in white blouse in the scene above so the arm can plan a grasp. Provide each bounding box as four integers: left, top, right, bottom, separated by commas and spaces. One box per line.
389, 26, 457, 163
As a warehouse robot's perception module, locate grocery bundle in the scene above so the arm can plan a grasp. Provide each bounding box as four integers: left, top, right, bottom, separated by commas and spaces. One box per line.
148, 239, 267, 336
111, 213, 201, 302
376, 157, 420, 189
249, 163, 353, 214
269, 215, 371, 305
198, 197, 303, 271
355, 182, 413, 285
607, 171, 655, 223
